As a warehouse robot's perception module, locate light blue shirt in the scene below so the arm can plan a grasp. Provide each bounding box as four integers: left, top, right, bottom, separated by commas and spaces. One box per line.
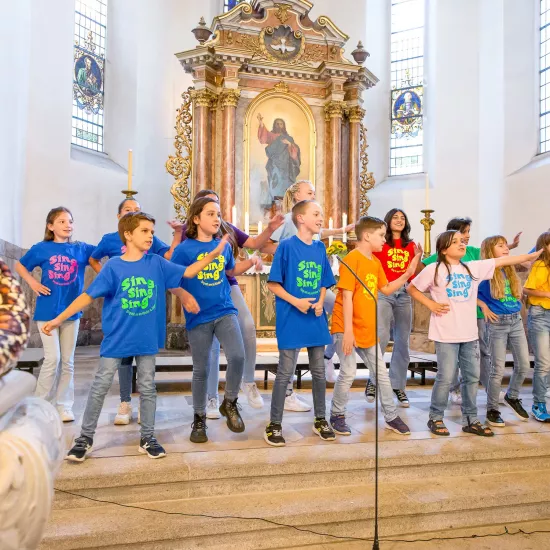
270, 212, 320, 243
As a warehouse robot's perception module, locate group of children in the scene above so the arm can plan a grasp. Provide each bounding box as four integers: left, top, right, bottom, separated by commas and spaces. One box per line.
15, 181, 550, 461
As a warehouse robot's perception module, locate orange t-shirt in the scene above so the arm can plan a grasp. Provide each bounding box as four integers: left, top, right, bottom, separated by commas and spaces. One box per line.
331, 249, 388, 349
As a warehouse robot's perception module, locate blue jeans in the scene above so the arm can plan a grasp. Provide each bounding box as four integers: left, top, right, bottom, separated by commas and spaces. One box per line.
331, 334, 397, 422
270, 346, 326, 424
376, 287, 412, 391
486, 313, 530, 410
207, 286, 257, 399
118, 356, 134, 402
81, 355, 157, 440
528, 305, 550, 403
187, 314, 244, 415
431, 341, 480, 426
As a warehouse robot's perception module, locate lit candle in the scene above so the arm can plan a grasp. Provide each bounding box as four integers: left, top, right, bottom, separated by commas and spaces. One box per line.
257, 220, 263, 235
328, 217, 333, 247
342, 213, 347, 244
245, 211, 249, 235
232, 205, 237, 226
127, 149, 133, 191
425, 172, 430, 210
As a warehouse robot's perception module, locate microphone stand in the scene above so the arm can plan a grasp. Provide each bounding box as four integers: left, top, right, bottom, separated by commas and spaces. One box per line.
336, 255, 380, 550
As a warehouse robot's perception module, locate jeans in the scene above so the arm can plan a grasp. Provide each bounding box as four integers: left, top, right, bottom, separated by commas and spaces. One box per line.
118, 356, 134, 403
207, 286, 257, 399
450, 319, 490, 392
271, 346, 326, 424
486, 313, 530, 410
188, 314, 244, 415
36, 319, 80, 411
375, 287, 412, 391
331, 334, 397, 422
81, 355, 157, 440
431, 341, 480, 426
528, 305, 550, 403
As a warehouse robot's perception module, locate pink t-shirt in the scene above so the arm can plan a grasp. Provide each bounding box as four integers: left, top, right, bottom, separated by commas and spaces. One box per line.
411, 259, 495, 343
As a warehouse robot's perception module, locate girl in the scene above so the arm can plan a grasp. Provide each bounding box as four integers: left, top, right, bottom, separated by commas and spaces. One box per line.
90, 198, 181, 426
478, 236, 530, 426
524, 232, 550, 422
15, 207, 96, 422
408, 230, 539, 437
369, 208, 420, 407
174, 189, 282, 418
171, 198, 262, 443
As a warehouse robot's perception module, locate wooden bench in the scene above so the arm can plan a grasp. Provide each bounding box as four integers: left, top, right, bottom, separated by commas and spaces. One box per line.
15, 348, 44, 375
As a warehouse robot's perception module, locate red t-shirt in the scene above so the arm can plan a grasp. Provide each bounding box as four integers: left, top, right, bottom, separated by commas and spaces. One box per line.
374, 239, 416, 283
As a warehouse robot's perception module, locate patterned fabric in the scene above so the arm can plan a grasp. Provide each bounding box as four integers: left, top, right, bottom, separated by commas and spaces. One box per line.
0, 259, 30, 378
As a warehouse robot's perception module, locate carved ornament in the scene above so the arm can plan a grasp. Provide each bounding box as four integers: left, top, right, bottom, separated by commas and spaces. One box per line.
189, 88, 217, 108
220, 89, 241, 108
359, 122, 375, 216
275, 3, 292, 24
348, 106, 365, 123
274, 81, 289, 93
324, 100, 345, 120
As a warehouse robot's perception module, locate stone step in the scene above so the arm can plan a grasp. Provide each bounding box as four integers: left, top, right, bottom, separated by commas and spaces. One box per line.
40, 469, 550, 549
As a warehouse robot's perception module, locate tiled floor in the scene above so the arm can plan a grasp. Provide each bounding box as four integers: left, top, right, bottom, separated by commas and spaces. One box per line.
56, 346, 550, 458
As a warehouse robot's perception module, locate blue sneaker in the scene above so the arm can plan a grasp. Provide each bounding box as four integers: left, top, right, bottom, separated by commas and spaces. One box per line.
532, 402, 550, 423
330, 414, 351, 435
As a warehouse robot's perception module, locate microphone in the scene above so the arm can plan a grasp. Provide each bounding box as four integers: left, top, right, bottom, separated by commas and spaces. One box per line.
335, 255, 380, 550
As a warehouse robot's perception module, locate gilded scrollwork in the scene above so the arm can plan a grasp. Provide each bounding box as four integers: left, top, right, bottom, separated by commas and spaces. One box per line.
166, 87, 194, 221
359, 122, 375, 216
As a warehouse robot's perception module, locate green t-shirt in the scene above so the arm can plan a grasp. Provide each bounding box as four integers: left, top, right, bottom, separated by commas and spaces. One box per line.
422, 246, 483, 319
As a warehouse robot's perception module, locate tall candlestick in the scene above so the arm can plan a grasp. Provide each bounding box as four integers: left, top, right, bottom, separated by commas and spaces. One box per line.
425, 173, 430, 210
127, 149, 133, 191
342, 213, 347, 244
244, 211, 249, 235
232, 205, 237, 226
257, 221, 263, 235
328, 217, 333, 247
420, 210, 435, 259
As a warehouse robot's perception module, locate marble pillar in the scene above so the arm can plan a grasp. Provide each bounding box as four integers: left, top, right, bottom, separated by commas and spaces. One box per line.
220, 89, 240, 221
190, 89, 216, 193
347, 106, 365, 224
324, 101, 345, 224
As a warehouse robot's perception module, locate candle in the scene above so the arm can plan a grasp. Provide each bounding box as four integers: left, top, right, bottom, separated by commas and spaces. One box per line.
342, 213, 347, 244
425, 172, 430, 210
232, 205, 237, 225
127, 149, 133, 191
257, 221, 263, 235
328, 217, 333, 247
244, 211, 249, 235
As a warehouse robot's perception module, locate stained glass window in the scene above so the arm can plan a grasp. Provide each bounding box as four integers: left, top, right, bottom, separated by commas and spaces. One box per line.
390, 0, 424, 176
540, 0, 550, 153
224, 0, 251, 13
72, 0, 107, 152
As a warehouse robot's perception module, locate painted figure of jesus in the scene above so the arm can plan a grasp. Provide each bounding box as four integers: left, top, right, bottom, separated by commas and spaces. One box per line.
257, 113, 301, 202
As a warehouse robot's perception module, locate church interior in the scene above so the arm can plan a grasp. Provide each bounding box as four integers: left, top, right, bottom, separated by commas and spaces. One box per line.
2, 0, 550, 548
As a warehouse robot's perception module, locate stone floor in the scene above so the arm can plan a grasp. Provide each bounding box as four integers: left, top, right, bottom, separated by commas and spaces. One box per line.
60, 346, 550, 457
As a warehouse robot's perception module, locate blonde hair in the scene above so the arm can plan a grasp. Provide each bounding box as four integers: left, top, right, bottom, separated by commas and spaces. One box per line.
282, 180, 313, 214
480, 235, 522, 300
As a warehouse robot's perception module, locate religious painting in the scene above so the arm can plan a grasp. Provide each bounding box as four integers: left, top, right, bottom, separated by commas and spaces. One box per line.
244, 87, 316, 226
391, 86, 423, 139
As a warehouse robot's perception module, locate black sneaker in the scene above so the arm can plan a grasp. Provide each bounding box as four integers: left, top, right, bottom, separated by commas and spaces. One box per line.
66, 435, 93, 463
385, 416, 411, 435
139, 437, 166, 459
504, 394, 529, 422
190, 414, 208, 443
312, 418, 336, 441
486, 409, 506, 427
264, 422, 286, 447
219, 398, 245, 433
365, 380, 376, 403
393, 389, 410, 408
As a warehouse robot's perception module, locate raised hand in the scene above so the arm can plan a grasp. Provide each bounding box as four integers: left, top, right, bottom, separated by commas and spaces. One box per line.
29, 279, 51, 297
511, 232, 522, 248
406, 253, 422, 277
344, 223, 355, 233
257, 113, 264, 125
268, 213, 285, 231
294, 297, 315, 314
414, 242, 423, 257
213, 234, 230, 255
528, 249, 544, 262
167, 220, 185, 232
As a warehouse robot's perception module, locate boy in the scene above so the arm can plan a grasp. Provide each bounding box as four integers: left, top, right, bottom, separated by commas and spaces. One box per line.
329, 216, 420, 437
41, 212, 212, 462
265, 200, 336, 446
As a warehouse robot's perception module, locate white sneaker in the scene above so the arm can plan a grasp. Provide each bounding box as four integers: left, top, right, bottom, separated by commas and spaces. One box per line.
60, 409, 75, 422
206, 397, 221, 419
284, 392, 312, 412
499, 391, 506, 404
450, 390, 462, 405
325, 356, 336, 383
114, 402, 132, 425
242, 382, 264, 409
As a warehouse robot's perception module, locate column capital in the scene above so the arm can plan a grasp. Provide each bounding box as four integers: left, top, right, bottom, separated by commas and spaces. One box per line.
348, 106, 366, 123
220, 89, 241, 109
189, 88, 217, 108
324, 100, 345, 120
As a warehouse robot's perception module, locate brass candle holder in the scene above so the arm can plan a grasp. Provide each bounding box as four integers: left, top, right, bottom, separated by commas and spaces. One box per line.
420, 210, 435, 258
122, 190, 138, 200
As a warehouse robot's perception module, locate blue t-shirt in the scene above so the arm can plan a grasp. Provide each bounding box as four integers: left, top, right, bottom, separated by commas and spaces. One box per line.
478, 277, 522, 315
91, 231, 170, 260
86, 254, 184, 357
268, 236, 335, 349
19, 241, 95, 321
171, 238, 237, 330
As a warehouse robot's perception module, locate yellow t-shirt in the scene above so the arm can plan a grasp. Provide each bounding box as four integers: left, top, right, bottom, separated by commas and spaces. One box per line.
525, 260, 550, 309
331, 249, 388, 349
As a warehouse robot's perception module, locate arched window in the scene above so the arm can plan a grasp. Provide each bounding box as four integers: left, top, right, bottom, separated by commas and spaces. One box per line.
540, 0, 550, 153
72, 0, 107, 152
390, 0, 424, 176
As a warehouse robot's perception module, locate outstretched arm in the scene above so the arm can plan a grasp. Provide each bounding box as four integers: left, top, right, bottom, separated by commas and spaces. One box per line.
495, 249, 542, 269
379, 253, 421, 296
242, 214, 285, 250
183, 236, 230, 278
41, 294, 94, 335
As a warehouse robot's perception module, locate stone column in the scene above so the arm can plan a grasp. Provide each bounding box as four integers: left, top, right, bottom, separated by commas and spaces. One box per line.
324, 101, 345, 224
190, 89, 216, 193
220, 89, 240, 221
347, 106, 365, 224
